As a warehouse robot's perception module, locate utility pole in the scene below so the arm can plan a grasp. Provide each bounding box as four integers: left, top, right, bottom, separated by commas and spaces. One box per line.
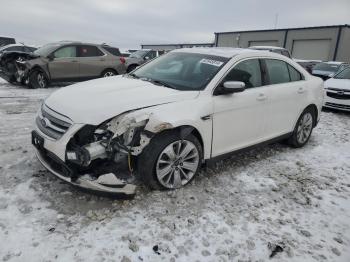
274, 13, 279, 29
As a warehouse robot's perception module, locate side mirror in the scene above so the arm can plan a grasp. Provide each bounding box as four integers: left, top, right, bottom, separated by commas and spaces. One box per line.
215, 81, 245, 95
47, 54, 54, 61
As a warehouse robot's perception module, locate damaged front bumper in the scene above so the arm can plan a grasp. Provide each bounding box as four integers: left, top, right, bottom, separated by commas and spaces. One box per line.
32, 130, 137, 199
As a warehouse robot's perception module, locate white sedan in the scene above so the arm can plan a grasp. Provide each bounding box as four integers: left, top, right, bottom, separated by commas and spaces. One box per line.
32, 48, 324, 197
324, 66, 350, 111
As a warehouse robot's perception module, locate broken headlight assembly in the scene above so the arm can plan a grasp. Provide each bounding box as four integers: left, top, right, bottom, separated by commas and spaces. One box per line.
65, 113, 153, 170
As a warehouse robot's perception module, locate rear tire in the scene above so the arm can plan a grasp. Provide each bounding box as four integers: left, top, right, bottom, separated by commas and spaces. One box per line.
101, 69, 117, 78
28, 70, 48, 89
288, 108, 315, 148
138, 131, 202, 190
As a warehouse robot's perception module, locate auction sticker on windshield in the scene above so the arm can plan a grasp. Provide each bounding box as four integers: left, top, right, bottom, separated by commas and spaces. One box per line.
200, 58, 224, 67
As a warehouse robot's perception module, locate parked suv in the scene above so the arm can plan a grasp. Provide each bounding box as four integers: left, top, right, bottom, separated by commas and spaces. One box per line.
125, 49, 165, 72
32, 48, 323, 197
16, 41, 126, 88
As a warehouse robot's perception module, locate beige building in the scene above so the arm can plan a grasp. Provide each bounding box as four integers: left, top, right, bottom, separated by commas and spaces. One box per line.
215, 25, 350, 62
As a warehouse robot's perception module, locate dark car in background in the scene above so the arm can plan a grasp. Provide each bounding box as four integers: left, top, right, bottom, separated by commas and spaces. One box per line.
0, 44, 37, 55
312, 61, 349, 80
0, 41, 126, 88
294, 59, 322, 74
125, 49, 165, 72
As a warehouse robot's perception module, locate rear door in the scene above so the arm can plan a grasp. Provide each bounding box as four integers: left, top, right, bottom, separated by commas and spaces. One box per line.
261, 59, 307, 138
48, 45, 79, 79
77, 45, 106, 78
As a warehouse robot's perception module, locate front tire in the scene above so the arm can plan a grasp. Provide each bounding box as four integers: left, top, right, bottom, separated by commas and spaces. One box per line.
28, 70, 48, 89
138, 131, 202, 190
288, 108, 315, 148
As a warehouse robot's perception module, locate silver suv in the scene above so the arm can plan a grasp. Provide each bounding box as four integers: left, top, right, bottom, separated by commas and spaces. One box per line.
18, 41, 126, 88
125, 49, 165, 73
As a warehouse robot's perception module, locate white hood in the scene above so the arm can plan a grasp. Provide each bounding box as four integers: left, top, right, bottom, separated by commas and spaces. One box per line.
45, 76, 199, 125
324, 78, 350, 91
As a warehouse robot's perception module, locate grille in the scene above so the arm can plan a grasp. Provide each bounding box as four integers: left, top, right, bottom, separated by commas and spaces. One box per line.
326, 88, 350, 100
36, 104, 72, 140
325, 102, 350, 110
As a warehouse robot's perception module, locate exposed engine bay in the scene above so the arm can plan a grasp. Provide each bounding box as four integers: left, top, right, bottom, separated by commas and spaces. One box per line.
0, 51, 38, 83
46, 110, 175, 198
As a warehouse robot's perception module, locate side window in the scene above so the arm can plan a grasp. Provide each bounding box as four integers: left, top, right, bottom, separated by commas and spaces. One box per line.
6, 46, 20, 51
54, 46, 77, 58
265, 59, 290, 84
281, 50, 291, 58
223, 59, 262, 88
79, 45, 104, 57
147, 51, 157, 59
288, 65, 303, 81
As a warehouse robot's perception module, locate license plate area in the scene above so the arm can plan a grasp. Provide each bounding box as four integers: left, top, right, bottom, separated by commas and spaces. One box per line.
32, 131, 44, 150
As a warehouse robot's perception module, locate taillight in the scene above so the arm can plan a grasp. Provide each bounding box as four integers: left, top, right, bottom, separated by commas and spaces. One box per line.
119, 57, 125, 64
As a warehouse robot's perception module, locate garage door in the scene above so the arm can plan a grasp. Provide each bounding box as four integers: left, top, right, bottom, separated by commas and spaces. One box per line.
292, 39, 331, 60
248, 40, 278, 47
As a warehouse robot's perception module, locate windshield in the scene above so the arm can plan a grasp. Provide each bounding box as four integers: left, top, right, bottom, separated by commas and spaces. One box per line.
313, 63, 340, 72
34, 43, 61, 57
129, 50, 149, 58
334, 67, 350, 79
132, 52, 228, 91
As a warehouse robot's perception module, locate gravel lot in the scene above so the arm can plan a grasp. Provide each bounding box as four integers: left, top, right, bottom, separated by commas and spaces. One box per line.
0, 78, 349, 262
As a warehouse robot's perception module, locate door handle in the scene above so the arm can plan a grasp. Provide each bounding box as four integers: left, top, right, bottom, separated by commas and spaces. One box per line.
297, 87, 305, 94
256, 93, 267, 101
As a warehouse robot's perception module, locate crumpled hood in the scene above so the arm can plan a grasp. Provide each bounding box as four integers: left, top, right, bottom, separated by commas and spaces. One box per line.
324, 78, 350, 91
45, 75, 199, 125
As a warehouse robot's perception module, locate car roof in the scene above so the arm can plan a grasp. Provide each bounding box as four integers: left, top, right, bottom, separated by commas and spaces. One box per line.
50, 41, 114, 47
324, 61, 346, 65
249, 46, 286, 50
171, 47, 278, 58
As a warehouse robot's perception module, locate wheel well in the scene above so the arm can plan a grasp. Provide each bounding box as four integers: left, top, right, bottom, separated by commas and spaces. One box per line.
170, 125, 204, 150
101, 68, 118, 76
305, 104, 318, 127
29, 66, 49, 80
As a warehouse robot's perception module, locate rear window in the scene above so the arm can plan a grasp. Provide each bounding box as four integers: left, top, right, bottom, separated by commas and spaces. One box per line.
102, 46, 121, 56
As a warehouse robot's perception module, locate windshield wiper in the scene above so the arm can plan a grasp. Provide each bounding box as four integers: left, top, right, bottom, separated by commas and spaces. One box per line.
128, 73, 140, 79
143, 78, 178, 90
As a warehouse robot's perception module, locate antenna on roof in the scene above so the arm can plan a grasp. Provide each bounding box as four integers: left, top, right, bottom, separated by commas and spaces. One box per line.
274, 13, 279, 29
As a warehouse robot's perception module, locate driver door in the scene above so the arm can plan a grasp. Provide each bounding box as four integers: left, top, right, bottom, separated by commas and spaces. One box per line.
48, 45, 79, 80
211, 59, 268, 157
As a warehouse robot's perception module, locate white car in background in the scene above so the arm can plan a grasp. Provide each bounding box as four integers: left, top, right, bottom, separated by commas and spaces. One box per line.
312, 61, 349, 80
324, 66, 350, 111
32, 48, 324, 197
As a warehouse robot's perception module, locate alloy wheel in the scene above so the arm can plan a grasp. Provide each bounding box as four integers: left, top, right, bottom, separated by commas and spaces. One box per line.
297, 112, 313, 144
37, 73, 46, 88
103, 71, 115, 77
156, 140, 199, 189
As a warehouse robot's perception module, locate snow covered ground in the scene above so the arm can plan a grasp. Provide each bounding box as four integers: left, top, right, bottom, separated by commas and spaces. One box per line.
0, 78, 349, 262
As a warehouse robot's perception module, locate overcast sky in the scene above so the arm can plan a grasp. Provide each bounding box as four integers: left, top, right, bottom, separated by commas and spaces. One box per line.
1, 0, 349, 49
